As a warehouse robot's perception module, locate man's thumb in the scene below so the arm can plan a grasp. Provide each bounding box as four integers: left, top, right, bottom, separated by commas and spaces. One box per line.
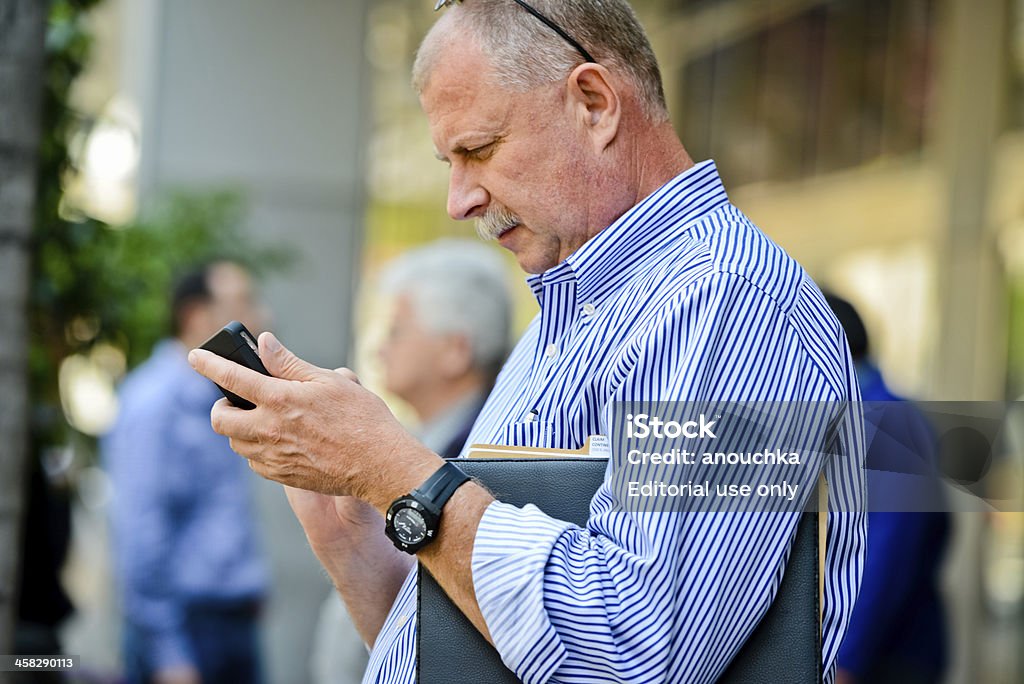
259, 331, 323, 381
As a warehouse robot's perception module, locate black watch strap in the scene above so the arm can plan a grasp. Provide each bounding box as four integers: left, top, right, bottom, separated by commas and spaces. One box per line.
413, 462, 471, 514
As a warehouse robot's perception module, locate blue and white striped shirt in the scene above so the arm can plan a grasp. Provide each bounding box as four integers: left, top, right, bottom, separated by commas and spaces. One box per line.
363, 160, 865, 683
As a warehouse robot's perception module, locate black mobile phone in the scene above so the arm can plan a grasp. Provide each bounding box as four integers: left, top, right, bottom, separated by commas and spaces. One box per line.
197, 320, 270, 410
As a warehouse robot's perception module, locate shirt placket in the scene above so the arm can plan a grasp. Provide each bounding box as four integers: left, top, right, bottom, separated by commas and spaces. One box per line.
521, 275, 577, 422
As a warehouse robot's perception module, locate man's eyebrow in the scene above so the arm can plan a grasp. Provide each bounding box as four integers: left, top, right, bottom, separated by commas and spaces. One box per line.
433, 149, 449, 162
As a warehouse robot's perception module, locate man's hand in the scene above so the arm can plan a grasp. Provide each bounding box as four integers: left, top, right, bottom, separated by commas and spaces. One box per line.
283, 486, 382, 548
284, 480, 416, 649
190, 330, 495, 646
188, 332, 441, 509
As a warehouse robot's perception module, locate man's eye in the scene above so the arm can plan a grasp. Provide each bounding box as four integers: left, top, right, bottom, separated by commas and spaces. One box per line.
466, 142, 496, 160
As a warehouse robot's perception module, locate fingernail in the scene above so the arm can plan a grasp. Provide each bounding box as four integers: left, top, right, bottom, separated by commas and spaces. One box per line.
188, 350, 198, 367
264, 332, 281, 353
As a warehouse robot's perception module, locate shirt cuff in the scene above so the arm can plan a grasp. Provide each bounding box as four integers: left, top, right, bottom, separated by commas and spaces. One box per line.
471, 501, 574, 684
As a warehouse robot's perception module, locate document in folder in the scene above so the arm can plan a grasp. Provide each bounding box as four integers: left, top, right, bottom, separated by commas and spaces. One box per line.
465, 434, 611, 459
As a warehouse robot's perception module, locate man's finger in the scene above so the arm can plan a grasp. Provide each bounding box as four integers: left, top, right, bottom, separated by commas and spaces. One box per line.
260, 332, 328, 382
229, 437, 264, 462
188, 348, 274, 406
209, 399, 263, 442
333, 367, 361, 384
248, 458, 272, 481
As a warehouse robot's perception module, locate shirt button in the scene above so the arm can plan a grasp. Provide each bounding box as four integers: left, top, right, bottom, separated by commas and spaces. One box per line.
398, 614, 409, 627
544, 343, 558, 359
583, 303, 596, 316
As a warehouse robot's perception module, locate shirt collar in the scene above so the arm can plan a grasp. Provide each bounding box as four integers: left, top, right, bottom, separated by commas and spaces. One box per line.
526, 160, 729, 307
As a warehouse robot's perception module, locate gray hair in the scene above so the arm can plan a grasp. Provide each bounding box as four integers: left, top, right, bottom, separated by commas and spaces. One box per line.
379, 239, 512, 377
413, 0, 668, 122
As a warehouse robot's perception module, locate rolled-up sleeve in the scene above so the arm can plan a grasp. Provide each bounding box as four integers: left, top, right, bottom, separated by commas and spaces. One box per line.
473, 499, 810, 683
473, 503, 575, 682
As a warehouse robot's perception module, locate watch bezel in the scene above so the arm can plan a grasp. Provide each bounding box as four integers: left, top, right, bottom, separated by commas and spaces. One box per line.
385, 496, 441, 553
384, 461, 471, 555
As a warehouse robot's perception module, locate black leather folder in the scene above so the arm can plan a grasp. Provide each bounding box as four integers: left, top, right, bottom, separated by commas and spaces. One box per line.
417, 458, 821, 683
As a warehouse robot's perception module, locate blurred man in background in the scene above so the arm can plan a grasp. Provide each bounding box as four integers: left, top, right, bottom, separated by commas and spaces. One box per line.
310, 239, 511, 683
827, 294, 950, 684
103, 261, 269, 684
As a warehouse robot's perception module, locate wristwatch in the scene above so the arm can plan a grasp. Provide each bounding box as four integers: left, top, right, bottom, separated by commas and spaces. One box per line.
384, 462, 471, 553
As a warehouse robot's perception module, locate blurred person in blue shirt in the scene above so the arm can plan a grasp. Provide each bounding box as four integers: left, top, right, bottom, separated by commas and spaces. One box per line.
103, 261, 270, 684
828, 294, 950, 684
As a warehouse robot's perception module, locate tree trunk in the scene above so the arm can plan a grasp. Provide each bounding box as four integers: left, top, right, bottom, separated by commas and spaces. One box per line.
0, 0, 47, 655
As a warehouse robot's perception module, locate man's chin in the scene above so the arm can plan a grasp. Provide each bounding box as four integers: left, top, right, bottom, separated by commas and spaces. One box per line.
521, 264, 549, 274
510, 249, 557, 275
495, 225, 559, 273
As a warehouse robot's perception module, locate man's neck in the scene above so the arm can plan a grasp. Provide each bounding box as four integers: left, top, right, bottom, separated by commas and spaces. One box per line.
585, 120, 694, 242
631, 122, 694, 205
178, 332, 205, 351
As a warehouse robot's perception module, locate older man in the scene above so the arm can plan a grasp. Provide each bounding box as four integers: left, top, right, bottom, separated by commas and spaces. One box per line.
377, 240, 511, 458
189, 2, 865, 683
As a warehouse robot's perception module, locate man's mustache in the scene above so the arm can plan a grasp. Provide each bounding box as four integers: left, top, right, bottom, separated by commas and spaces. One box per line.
476, 203, 521, 241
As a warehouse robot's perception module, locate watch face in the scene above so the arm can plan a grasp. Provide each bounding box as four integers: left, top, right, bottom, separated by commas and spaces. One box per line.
392, 507, 428, 545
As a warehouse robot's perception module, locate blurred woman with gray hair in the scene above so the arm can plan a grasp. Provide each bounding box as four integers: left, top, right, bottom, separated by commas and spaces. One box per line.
376, 238, 512, 457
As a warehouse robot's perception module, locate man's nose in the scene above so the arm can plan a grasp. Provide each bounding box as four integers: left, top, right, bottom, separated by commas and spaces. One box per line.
446, 165, 488, 221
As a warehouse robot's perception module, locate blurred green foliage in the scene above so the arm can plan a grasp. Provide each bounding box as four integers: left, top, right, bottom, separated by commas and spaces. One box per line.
31, 0, 293, 459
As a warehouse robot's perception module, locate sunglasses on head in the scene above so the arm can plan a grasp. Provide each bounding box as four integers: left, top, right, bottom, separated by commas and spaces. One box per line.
433, 0, 596, 65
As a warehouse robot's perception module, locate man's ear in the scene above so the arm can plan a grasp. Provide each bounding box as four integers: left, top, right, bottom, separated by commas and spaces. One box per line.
566, 63, 621, 151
